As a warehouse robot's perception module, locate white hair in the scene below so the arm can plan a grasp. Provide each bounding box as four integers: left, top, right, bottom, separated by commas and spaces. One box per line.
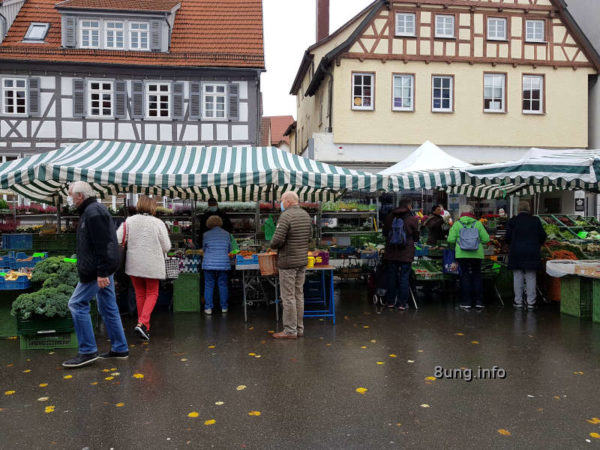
69, 181, 96, 199
459, 204, 474, 215
281, 191, 299, 205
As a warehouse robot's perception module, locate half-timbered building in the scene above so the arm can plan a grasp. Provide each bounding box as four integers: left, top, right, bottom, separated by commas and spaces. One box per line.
0, 0, 265, 162
291, 0, 600, 170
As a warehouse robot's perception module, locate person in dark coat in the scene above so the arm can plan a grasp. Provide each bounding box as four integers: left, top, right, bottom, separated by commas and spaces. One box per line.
382, 198, 420, 310
506, 201, 547, 310
197, 198, 233, 245
423, 204, 446, 245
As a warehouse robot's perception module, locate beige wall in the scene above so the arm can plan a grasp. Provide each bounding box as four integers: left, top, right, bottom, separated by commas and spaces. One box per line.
331, 60, 594, 148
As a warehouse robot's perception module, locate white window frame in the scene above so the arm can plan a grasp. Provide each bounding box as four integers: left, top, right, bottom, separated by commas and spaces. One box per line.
80, 19, 100, 48
395, 13, 416, 37
352, 73, 374, 111
435, 15, 454, 38
88, 80, 114, 117
2, 78, 28, 116
523, 75, 544, 114
484, 73, 506, 113
129, 22, 149, 51
431, 76, 453, 113
145, 82, 171, 119
24, 22, 50, 42
525, 20, 545, 43
392, 74, 414, 112
487, 17, 507, 41
105, 21, 125, 49
202, 83, 228, 119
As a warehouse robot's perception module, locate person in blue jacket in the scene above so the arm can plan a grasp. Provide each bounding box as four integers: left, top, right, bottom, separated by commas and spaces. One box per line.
202, 215, 232, 315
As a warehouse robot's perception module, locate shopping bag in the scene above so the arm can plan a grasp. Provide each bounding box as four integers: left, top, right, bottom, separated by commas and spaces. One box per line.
264, 215, 276, 241
442, 249, 460, 275
230, 234, 240, 254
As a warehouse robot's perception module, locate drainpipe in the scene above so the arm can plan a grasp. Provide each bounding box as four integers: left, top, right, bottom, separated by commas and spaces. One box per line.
163, 13, 171, 50
326, 68, 334, 133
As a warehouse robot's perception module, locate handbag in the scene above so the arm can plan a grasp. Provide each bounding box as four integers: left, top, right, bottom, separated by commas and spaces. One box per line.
165, 256, 180, 280
117, 220, 128, 276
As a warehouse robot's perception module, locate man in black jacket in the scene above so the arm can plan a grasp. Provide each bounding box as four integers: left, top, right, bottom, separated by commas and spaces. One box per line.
62, 181, 129, 368
197, 198, 233, 246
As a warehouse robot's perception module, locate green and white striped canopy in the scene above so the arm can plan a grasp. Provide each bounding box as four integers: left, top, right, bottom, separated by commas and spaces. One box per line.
0, 140, 387, 203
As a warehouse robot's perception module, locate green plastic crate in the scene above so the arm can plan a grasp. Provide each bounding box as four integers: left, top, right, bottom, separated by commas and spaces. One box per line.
173, 273, 201, 312
20, 331, 77, 350
560, 276, 594, 318
17, 315, 74, 335
593, 279, 600, 324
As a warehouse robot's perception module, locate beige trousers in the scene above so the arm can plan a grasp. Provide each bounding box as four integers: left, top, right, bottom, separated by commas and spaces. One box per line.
279, 267, 306, 335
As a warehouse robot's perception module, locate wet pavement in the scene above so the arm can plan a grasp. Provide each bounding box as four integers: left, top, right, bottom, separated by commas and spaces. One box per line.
2, 285, 600, 449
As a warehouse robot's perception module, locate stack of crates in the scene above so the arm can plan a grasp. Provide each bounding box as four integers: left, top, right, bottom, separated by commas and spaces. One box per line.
17, 316, 77, 350
560, 276, 595, 318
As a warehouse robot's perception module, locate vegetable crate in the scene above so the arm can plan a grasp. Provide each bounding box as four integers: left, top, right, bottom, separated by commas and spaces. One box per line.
20, 332, 77, 350
173, 273, 201, 312
32, 234, 77, 253
0, 275, 31, 290
2, 234, 33, 250
17, 315, 74, 335
0, 251, 47, 270
560, 276, 595, 319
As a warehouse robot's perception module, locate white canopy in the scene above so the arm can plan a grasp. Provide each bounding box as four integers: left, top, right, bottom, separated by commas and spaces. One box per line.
379, 141, 472, 175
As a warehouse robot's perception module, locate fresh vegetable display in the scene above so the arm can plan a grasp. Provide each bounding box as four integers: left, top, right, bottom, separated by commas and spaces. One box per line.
550, 250, 578, 260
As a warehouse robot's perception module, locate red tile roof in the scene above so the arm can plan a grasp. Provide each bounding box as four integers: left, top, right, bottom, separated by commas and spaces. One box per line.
0, 0, 265, 69
55, 0, 181, 12
264, 116, 294, 146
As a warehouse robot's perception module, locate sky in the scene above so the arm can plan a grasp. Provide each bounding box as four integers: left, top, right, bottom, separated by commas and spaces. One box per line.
261, 0, 373, 118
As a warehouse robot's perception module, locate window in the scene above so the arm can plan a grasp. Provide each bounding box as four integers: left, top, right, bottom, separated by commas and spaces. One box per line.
523, 75, 544, 113
392, 74, 414, 111
484, 74, 506, 112
435, 15, 454, 38
352, 73, 374, 110
88, 81, 113, 117
80, 20, 100, 48
2, 79, 27, 115
203, 83, 227, 119
526, 20, 545, 42
487, 18, 507, 41
395, 13, 416, 36
105, 22, 125, 49
432, 76, 453, 112
24, 23, 50, 42
146, 83, 170, 118
130, 22, 149, 50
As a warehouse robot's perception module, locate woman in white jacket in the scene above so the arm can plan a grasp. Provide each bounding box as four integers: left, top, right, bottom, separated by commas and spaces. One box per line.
116, 196, 171, 340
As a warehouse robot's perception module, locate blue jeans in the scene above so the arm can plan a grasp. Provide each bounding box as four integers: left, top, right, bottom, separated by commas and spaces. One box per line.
204, 270, 229, 310
68, 275, 128, 354
458, 259, 483, 307
384, 262, 411, 307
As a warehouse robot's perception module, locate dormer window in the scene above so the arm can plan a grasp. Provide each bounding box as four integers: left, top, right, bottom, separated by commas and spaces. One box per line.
80, 20, 99, 48
105, 22, 125, 49
129, 23, 149, 51
24, 23, 50, 42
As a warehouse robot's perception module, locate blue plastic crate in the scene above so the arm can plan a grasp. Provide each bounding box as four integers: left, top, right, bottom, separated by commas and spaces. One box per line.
2, 234, 33, 250
0, 251, 47, 270
0, 275, 31, 290
415, 246, 429, 257
236, 254, 259, 265
359, 251, 378, 260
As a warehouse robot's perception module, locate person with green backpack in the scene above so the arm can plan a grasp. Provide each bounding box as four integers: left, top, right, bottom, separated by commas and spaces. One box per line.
447, 205, 490, 311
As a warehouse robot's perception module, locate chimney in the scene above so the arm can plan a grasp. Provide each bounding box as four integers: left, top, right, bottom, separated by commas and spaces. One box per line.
316, 0, 330, 41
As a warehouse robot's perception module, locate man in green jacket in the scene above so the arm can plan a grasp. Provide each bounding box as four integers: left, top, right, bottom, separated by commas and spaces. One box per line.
447, 204, 490, 310
270, 192, 313, 339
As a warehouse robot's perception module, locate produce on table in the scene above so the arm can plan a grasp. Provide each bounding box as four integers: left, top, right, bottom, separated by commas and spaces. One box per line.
549, 250, 578, 260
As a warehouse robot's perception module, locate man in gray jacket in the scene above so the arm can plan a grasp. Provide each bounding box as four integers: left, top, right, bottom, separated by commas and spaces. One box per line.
270, 192, 312, 339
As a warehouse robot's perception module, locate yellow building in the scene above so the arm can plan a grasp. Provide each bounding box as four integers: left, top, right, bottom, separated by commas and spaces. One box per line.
290, 0, 600, 170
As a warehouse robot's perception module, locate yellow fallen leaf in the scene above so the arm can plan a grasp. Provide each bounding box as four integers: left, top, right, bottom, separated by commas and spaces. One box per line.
370, 340, 376, 343
573, 371, 584, 375
90, 382, 98, 386
215, 401, 224, 406
23, 369, 31, 373
204, 419, 216, 426
45, 406, 55, 413
37, 397, 49, 402
455, 333, 464, 336
407, 360, 415, 363
111, 372, 120, 376
102, 369, 110, 373
6, 364, 14, 367
553, 396, 560, 400
376, 362, 385, 365
389, 354, 397, 358
181, 358, 188, 362
587, 418, 600, 424
420, 404, 430, 408
248, 411, 261, 416
133, 373, 144, 379
115, 402, 125, 407
360, 346, 367, 349
63, 375, 72, 380
471, 341, 479, 345
498, 429, 511, 436
39, 383, 48, 388
208, 345, 216, 349
188, 412, 199, 418
110, 368, 117, 371
105, 377, 114, 381
7, 336, 17, 340
48, 351, 55, 355
236, 385, 247, 391
590, 432, 600, 439
326, 343, 332, 346
425, 376, 436, 381
255, 355, 262, 359
143, 342, 149, 345
249, 327, 254, 330
363, 326, 369, 329
248, 353, 256, 356
356, 387, 368, 395
417, 349, 424, 353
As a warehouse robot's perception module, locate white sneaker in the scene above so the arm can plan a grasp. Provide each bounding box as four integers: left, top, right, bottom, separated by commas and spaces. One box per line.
204, 308, 212, 315
222, 308, 228, 313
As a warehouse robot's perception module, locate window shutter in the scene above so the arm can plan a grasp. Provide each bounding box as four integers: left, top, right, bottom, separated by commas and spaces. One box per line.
150, 20, 161, 51
64, 16, 76, 48
189, 81, 201, 120
28, 78, 41, 117
131, 80, 144, 119
171, 81, 185, 120
73, 78, 86, 118
228, 82, 239, 121
115, 81, 127, 119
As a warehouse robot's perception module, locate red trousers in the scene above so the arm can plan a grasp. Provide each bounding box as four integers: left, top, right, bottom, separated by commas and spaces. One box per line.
130, 276, 159, 330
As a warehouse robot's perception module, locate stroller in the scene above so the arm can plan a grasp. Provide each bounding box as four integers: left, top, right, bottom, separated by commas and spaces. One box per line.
368, 259, 387, 307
